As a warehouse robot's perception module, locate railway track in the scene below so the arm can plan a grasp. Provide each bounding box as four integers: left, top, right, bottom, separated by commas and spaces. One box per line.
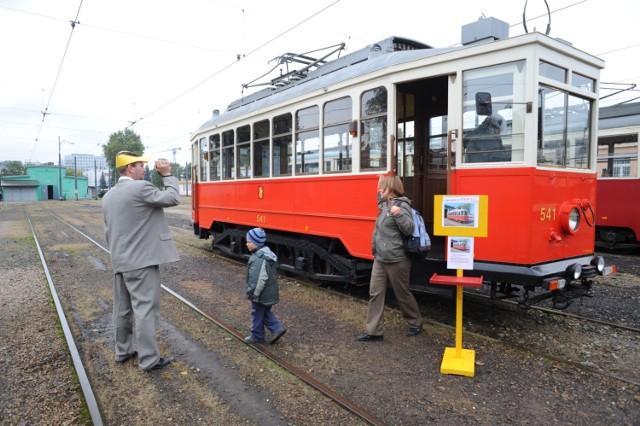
35, 207, 384, 425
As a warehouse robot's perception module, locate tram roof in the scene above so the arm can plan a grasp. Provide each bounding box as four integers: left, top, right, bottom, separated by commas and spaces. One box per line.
196, 32, 602, 133
599, 102, 640, 130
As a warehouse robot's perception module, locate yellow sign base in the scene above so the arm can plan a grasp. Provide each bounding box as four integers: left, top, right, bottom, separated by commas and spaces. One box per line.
440, 347, 475, 377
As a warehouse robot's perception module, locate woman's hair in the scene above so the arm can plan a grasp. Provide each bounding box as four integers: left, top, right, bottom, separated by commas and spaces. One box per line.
379, 175, 405, 197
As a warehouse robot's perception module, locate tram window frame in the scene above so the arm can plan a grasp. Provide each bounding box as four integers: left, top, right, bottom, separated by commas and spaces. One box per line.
209, 133, 221, 181
253, 119, 270, 178
597, 133, 638, 178
221, 129, 235, 180
360, 87, 388, 172
236, 125, 251, 179
462, 61, 526, 164
199, 137, 208, 181
323, 97, 352, 173
273, 113, 293, 177
296, 105, 320, 175
537, 85, 592, 169
396, 91, 415, 177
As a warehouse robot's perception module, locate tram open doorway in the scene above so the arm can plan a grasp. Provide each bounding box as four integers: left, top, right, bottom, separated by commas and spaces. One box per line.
396, 76, 452, 292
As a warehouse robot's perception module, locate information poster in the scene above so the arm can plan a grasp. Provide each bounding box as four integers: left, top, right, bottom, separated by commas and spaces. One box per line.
433, 195, 488, 238
447, 236, 474, 270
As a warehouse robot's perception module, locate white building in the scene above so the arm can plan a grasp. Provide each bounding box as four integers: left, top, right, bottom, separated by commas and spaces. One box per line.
64, 154, 107, 172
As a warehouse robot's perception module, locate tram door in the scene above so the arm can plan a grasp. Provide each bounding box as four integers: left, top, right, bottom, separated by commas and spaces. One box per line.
396, 75, 449, 257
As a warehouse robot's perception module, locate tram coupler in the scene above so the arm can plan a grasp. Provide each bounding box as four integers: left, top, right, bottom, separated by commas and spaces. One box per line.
489, 282, 519, 300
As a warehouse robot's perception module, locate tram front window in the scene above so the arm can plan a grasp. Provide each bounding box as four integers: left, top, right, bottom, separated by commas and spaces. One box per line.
462, 61, 526, 164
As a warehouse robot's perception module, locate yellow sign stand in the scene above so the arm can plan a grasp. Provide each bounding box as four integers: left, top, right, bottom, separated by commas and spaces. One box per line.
431, 194, 487, 377
430, 270, 483, 377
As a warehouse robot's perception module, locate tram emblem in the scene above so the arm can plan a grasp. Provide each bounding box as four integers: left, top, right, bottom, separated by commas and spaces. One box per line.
258, 186, 264, 199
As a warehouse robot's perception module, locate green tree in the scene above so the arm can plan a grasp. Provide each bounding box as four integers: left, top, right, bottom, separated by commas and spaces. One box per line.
65, 169, 84, 177
102, 128, 145, 171
99, 173, 107, 190
0, 161, 27, 176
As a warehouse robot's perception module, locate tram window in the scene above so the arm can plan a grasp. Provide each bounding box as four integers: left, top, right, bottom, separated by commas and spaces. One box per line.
209, 134, 220, 181
324, 97, 352, 173
538, 86, 591, 169
253, 119, 270, 178
396, 92, 415, 177
462, 61, 526, 164
199, 137, 208, 181
296, 106, 319, 175
597, 134, 638, 178
572, 72, 595, 93
361, 87, 387, 171
428, 116, 448, 170
540, 61, 566, 83
273, 113, 292, 177
237, 125, 251, 179
222, 130, 235, 179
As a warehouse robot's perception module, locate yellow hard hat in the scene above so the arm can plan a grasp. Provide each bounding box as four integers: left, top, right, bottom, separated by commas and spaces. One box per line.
115, 151, 151, 168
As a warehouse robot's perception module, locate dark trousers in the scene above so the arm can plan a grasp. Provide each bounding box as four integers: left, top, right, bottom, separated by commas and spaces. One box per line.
250, 302, 283, 340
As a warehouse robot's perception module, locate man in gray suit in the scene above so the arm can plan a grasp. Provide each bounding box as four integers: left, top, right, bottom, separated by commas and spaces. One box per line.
102, 151, 180, 371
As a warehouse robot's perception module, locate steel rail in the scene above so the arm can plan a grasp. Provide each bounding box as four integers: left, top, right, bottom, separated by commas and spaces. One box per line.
46, 209, 386, 426
26, 211, 103, 426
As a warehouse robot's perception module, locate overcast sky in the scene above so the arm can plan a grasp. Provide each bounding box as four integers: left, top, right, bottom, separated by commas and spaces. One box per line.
1, 0, 638, 166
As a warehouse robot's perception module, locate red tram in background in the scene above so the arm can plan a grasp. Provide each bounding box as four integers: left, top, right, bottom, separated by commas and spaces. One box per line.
191, 17, 615, 308
596, 102, 640, 249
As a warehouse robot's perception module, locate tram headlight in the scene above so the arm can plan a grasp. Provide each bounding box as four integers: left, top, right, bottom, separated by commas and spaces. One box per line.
566, 263, 582, 280
560, 203, 581, 235
591, 256, 605, 273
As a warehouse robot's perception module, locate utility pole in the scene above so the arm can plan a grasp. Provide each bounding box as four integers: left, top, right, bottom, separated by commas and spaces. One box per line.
58, 137, 62, 200
74, 157, 78, 201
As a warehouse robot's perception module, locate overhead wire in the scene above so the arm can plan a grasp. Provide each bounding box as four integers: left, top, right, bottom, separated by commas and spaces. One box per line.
29, 0, 84, 160
125, 0, 342, 129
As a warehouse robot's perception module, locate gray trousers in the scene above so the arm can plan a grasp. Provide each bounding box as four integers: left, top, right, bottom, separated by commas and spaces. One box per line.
365, 258, 422, 335
113, 265, 161, 370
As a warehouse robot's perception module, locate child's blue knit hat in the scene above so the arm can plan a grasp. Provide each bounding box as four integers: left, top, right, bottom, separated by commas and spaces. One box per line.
246, 227, 266, 246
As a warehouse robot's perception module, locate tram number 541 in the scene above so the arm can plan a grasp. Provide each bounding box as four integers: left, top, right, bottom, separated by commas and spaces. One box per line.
539, 207, 556, 222
256, 214, 267, 223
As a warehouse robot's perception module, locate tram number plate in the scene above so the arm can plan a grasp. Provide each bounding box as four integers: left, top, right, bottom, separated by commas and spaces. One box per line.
539, 207, 556, 222
256, 214, 267, 223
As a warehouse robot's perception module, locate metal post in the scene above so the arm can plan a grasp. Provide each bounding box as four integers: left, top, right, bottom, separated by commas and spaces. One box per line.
94, 158, 97, 198
74, 157, 78, 201
58, 137, 62, 200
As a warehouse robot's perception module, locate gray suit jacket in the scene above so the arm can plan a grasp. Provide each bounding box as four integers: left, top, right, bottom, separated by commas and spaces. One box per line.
102, 176, 180, 274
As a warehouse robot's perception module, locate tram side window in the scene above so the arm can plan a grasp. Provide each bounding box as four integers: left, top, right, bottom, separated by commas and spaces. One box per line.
209, 134, 221, 181
597, 134, 638, 178
462, 61, 526, 164
296, 106, 319, 175
199, 137, 208, 181
537, 86, 591, 169
222, 130, 235, 180
273, 113, 293, 177
324, 97, 352, 173
361, 87, 387, 171
237, 125, 251, 179
253, 119, 270, 178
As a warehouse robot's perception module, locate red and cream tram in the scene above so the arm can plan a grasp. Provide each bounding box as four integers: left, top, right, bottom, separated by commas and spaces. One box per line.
191, 17, 615, 308
596, 102, 640, 249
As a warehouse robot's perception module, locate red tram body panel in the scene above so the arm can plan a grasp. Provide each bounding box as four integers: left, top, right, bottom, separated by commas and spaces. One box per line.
452, 167, 596, 264
196, 175, 379, 260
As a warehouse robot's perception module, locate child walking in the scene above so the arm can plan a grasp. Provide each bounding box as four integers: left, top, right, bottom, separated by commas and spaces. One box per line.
244, 228, 286, 344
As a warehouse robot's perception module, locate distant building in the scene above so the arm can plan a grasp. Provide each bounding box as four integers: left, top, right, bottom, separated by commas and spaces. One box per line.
64, 153, 107, 172
0, 165, 89, 201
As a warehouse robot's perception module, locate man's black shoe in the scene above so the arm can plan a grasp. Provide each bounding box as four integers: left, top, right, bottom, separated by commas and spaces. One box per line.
356, 333, 383, 342
408, 324, 423, 336
116, 351, 137, 363
147, 357, 175, 371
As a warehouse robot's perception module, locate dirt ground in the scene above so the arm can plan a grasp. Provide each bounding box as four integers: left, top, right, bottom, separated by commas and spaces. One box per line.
1, 199, 639, 425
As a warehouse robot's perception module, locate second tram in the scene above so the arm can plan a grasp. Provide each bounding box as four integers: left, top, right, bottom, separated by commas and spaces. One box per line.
191, 17, 615, 308
596, 102, 640, 249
